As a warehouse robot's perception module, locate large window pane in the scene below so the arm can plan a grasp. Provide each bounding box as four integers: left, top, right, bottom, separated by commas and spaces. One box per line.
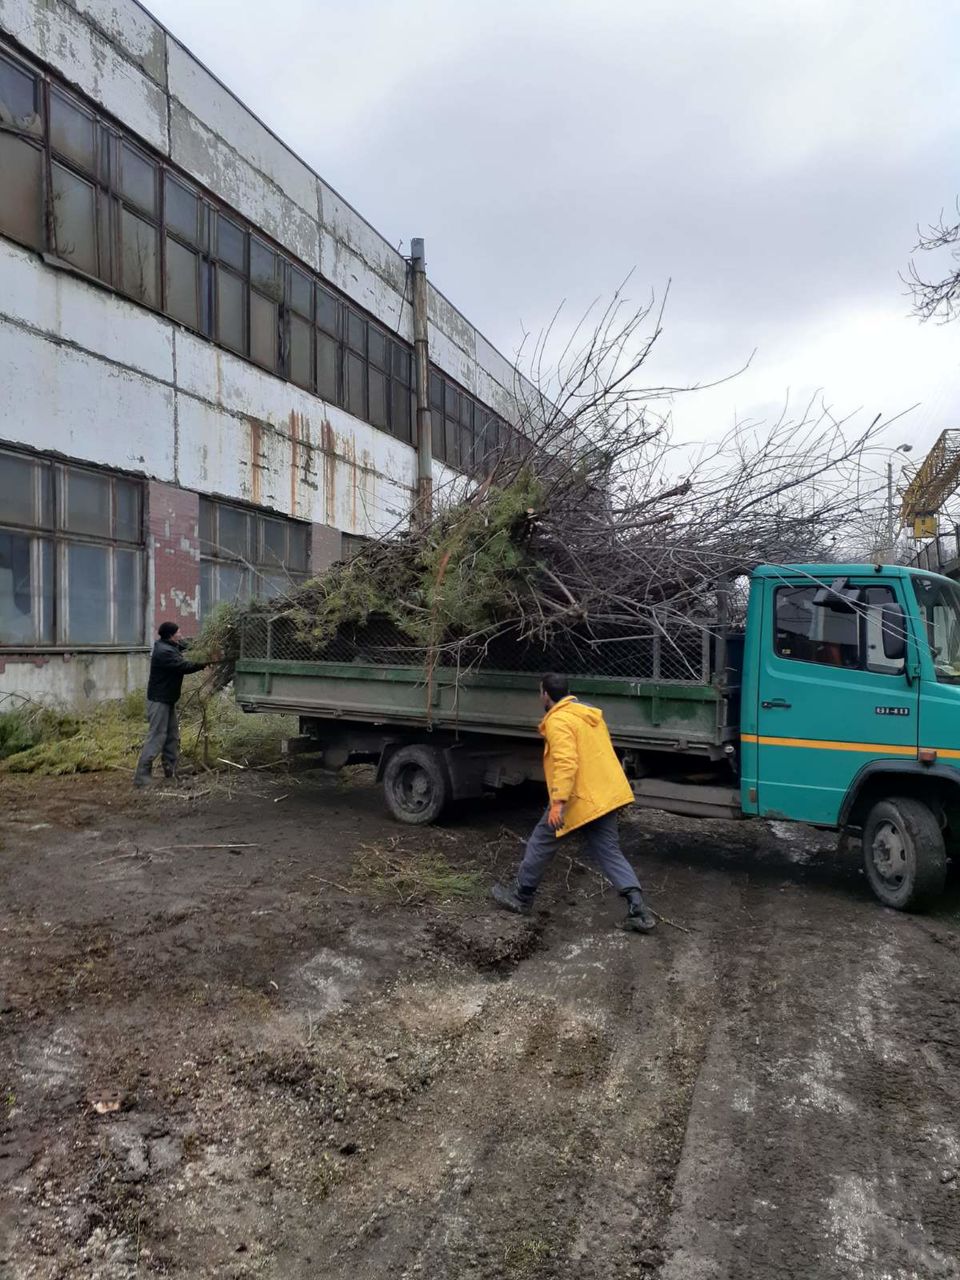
393, 343, 411, 384
0, 452, 44, 528
429, 372, 443, 412
391, 381, 412, 444
261, 517, 286, 565
317, 332, 338, 401
120, 208, 159, 307
217, 214, 246, 270
368, 327, 387, 370
164, 175, 199, 244
345, 351, 366, 418
200, 560, 215, 617
250, 239, 278, 294
287, 524, 309, 572
0, 533, 49, 645
289, 314, 313, 390
66, 543, 110, 644
0, 134, 43, 250
119, 142, 157, 214
369, 367, 387, 429
51, 163, 98, 276
346, 309, 365, 354
0, 54, 36, 124
445, 418, 460, 468
250, 290, 278, 371
114, 549, 141, 644
216, 267, 246, 353
316, 287, 338, 335
64, 468, 111, 538
165, 236, 200, 329
50, 90, 96, 171
217, 562, 247, 604
217, 506, 251, 559
199, 499, 216, 555
115, 480, 141, 543
288, 265, 312, 317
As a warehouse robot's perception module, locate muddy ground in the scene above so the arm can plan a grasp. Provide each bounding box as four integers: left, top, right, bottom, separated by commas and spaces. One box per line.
1, 766, 959, 1280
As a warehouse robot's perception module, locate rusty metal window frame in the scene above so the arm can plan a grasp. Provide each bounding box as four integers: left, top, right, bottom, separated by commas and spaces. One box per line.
0, 446, 146, 650
0, 34, 518, 472
198, 496, 311, 619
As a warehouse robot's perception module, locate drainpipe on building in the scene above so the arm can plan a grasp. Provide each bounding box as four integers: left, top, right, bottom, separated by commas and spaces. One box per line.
411, 238, 433, 525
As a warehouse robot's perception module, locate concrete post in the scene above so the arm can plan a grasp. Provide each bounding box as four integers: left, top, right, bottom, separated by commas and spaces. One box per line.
411, 238, 432, 525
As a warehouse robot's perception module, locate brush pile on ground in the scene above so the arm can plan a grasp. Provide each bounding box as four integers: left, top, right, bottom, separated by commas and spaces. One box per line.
212, 290, 891, 681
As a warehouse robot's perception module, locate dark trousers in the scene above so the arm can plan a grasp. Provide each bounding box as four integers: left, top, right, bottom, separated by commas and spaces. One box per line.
135, 700, 179, 781
517, 809, 641, 897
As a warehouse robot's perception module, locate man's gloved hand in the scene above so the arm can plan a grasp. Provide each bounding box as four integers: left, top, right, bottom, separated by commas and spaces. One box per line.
548, 800, 566, 831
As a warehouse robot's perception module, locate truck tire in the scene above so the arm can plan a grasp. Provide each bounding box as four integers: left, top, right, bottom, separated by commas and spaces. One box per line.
861, 797, 946, 911
383, 745, 450, 825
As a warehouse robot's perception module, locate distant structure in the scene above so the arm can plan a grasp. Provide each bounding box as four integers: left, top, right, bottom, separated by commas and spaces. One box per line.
904, 431, 960, 578
0, 0, 530, 703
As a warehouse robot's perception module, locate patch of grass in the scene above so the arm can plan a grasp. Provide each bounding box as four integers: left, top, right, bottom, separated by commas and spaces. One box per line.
504, 1237, 552, 1277
0, 691, 296, 776
353, 841, 485, 905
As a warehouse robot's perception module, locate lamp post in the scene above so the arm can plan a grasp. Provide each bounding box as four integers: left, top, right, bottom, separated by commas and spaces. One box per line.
887, 442, 913, 560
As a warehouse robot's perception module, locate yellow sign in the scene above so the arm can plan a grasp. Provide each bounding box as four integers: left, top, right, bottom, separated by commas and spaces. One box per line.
913, 515, 938, 539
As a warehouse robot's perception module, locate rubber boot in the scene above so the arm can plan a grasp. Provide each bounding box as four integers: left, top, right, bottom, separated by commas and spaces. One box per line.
490, 881, 535, 916
623, 888, 656, 933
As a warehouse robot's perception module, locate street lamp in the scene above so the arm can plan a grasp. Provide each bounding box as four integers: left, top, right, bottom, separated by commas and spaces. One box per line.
887, 443, 913, 557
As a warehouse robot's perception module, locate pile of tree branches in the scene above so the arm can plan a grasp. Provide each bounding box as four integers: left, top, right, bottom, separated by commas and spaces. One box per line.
219, 286, 893, 680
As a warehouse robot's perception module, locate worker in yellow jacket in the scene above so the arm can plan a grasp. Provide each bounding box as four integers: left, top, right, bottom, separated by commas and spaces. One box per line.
492, 673, 656, 932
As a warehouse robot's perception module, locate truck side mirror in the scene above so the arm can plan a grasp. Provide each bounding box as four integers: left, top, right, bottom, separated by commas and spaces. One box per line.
881, 603, 906, 662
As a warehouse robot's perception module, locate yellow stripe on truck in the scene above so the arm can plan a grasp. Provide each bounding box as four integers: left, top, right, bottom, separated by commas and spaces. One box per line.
740, 733, 916, 756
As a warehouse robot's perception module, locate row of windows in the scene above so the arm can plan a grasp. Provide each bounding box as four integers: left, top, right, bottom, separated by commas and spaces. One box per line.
199, 497, 311, 616
0, 450, 144, 646
0, 450, 315, 646
0, 43, 521, 468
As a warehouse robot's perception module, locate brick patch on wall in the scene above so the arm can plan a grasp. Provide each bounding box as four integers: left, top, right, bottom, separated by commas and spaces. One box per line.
311, 522, 342, 574
148, 482, 200, 634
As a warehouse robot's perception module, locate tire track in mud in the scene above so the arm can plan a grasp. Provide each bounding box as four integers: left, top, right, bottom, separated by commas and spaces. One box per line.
296, 875, 742, 1279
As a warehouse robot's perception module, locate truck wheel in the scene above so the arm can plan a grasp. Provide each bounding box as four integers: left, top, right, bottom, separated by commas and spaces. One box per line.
383, 745, 450, 825
862, 797, 946, 911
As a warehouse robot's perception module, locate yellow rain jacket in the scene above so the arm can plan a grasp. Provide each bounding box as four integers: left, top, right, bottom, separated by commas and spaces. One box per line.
540, 696, 634, 837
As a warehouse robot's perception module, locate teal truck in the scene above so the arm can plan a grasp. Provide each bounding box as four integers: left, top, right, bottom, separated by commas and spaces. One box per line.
234, 563, 960, 912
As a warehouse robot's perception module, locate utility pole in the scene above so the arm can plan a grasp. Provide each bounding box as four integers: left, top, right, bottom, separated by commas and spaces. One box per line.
886, 442, 913, 562
410, 238, 432, 526
887, 458, 895, 559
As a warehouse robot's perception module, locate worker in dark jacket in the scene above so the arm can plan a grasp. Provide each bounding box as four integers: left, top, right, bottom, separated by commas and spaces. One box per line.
133, 622, 210, 787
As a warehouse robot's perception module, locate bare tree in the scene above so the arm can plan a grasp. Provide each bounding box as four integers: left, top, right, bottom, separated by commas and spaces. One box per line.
225, 286, 892, 682
906, 204, 960, 322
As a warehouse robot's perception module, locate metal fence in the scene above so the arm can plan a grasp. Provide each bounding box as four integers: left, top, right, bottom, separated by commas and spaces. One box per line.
911, 527, 960, 575
239, 612, 718, 683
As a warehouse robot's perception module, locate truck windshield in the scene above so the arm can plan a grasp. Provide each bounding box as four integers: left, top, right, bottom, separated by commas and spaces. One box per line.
912, 576, 960, 684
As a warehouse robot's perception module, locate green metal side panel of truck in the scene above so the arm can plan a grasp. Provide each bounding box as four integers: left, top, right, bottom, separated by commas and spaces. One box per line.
233, 661, 731, 754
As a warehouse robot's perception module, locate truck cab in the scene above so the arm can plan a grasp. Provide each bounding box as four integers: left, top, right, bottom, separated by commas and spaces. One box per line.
740, 564, 960, 909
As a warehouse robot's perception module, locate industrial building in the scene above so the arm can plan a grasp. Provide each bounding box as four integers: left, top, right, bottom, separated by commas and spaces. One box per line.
0, 0, 531, 704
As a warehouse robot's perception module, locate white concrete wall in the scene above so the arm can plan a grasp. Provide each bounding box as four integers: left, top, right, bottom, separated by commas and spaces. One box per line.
0, 652, 148, 704
0, 0, 538, 417
0, 241, 417, 536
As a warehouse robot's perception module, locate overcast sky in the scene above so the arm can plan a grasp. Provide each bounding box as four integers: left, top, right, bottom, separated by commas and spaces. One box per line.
146, 0, 960, 483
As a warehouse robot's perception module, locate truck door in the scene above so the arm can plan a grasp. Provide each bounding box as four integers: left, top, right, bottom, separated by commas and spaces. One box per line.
753, 577, 918, 825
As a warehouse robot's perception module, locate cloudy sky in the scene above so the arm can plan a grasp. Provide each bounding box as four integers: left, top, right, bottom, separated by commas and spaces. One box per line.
146, 0, 959, 484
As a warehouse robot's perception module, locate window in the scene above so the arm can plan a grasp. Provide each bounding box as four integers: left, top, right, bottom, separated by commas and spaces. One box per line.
774, 585, 904, 674
0, 449, 144, 647
0, 37, 515, 468
165, 236, 200, 329
51, 163, 98, 275
198, 498, 310, 617
0, 51, 43, 251
912, 576, 960, 684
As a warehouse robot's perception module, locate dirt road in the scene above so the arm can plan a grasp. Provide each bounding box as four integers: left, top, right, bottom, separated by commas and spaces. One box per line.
1, 769, 959, 1279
